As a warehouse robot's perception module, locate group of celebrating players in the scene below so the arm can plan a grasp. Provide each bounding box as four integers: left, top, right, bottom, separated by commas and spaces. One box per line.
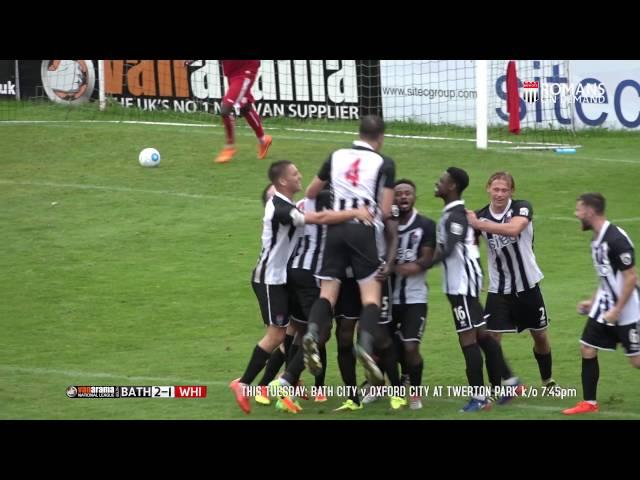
226, 115, 639, 417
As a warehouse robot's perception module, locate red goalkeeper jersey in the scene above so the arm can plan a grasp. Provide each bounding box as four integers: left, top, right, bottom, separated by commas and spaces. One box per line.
222, 60, 260, 77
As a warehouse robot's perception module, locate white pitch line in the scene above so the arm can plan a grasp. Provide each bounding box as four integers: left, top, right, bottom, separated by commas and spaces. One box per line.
2, 365, 638, 418
547, 216, 640, 223
5, 120, 640, 152
1, 119, 478, 144
0, 365, 221, 387
0, 179, 233, 202
3, 179, 640, 224
572, 156, 640, 165
0, 119, 217, 128
494, 148, 640, 165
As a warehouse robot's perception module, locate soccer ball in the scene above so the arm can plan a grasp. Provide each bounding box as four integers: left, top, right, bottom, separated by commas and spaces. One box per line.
138, 147, 161, 167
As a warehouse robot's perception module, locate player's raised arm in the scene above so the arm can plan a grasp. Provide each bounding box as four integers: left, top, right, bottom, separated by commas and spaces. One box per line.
376, 214, 399, 281
378, 154, 396, 220
305, 176, 327, 200
291, 206, 373, 226
380, 187, 395, 220
383, 213, 399, 267
306, 154, 331, 199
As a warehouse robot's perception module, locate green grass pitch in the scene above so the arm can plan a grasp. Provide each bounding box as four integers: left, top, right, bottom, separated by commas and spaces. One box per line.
1, 103, 639, 419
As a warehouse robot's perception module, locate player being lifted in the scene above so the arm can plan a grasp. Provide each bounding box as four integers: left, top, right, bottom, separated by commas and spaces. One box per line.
302, 115, 405, 409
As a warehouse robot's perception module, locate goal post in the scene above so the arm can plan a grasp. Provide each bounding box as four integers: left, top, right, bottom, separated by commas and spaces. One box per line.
98, 59, 106, 112
476, 59, 488, 150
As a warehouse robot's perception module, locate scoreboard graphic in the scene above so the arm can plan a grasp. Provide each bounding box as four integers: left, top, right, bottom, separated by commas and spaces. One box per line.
66, 386, 207, 398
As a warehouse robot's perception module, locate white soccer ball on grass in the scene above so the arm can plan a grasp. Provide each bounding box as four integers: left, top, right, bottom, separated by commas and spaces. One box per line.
139, 147, 161, 167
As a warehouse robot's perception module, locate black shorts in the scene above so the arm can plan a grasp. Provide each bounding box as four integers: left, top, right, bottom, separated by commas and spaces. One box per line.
392, 304, 427, 342
447, 294, 486, 332
318, 223, 381, 281
580, 317, 640, 356
252, 282, 289, 327
484, 285, 549, 333
334, 276, 392, 325
287, 268, 320, 324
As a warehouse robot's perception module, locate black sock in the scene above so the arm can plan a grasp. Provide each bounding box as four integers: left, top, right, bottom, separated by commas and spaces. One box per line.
308, 298, 333, 339
359, 304, 380, 353
239, 345, 271, 385
582, 357, 599, 402
257, 348, 286, 386
502, 360, 513, 381
478, 335, 511, 388
283, 334, 294, 359
337, 345, 359, 403
282, 347, 306, 386
379, 344, 401, 387
408, 360, 423, 388
534, 349, 553, 382
286, 344, 300, 368
393, 333, 407, 376
461, 343, 485, 388
315, 345, 327, 387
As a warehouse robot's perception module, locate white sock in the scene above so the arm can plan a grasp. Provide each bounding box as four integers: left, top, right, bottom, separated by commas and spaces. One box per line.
503, 376, 519, 386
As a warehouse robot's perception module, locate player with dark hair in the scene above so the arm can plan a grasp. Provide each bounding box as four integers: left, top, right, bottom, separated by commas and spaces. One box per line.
563, 193, 640, 415
422, 167, 513, 412
389, 178, 436, 409
261, 184, 276, 206
252, 187, 332, 408
302, 115, 406, 410
253, 183, 302, 405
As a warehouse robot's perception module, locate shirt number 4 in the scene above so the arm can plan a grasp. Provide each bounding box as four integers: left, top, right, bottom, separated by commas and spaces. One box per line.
345, 159, 360, 187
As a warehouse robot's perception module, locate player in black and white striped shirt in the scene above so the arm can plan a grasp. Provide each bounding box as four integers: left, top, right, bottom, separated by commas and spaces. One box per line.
255, 189, 332, 406
302, 115, 400, 396
467, 172, 554, 395
230, 161, 373, 414
277, 191, 333, 405
423, 167, 513, 413
563, 193, 640, 415
390, 179, 436, 410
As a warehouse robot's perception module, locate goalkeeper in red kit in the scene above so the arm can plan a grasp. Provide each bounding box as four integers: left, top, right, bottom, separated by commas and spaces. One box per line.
185, 60, 272, 164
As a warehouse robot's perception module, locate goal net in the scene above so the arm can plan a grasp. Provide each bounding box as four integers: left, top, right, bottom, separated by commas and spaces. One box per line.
377, 59, 576, 149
